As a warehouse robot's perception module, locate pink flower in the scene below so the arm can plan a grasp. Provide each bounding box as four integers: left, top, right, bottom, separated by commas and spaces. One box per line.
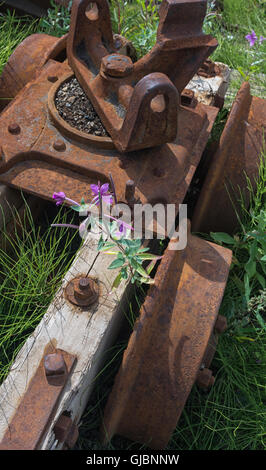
245, 30, 257, 47
90, 182, 113, 206
115, 220, 133, 238
53, 191, 66, 206
52, 191, 80, 207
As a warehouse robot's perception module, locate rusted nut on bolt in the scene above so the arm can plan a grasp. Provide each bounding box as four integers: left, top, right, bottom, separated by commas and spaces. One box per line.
181, 89, 195, 107
101, 54, 133, 78
196, 368, 215, 390
214, 314, 227, 334
65, 276, 99, 307
53, 139, 66, 152
53, 414, 79, 449
74, 277, 97, 301
8, 123, 21, 135
44, 352, 67, 386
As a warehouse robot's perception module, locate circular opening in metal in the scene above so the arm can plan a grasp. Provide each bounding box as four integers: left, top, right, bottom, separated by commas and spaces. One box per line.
150, 94, 166, 113
85, 2, 99, 21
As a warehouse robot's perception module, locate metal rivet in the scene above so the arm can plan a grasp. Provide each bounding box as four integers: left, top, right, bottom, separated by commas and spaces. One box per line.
53, 140, 66, 152
8, 123, 21, 135
48, 75, 58, 83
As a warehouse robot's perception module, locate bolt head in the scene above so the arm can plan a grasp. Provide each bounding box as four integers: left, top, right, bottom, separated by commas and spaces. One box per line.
44, 352, 66, 377
8, 123, 21, 135
53, 140, 66, 152
101, 54, 133, 78
65, 276, 99, 307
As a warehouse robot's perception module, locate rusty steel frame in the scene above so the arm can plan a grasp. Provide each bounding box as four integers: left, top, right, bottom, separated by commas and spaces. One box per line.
0, 345, 76, 450
0, 0, 220, 216
0, 58, 218, 217
67, 0, 218, 152
101, 225, 232, 449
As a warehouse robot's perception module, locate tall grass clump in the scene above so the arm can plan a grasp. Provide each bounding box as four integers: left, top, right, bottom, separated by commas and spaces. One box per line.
0, 200, 82, 384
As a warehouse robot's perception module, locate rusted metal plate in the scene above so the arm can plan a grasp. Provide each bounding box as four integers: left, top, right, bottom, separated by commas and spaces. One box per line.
67, 0, 217, 151
0, 344, 76, 450
0, 34, 67, 111
0, 59, 218, 217
101, 228, 232, 449
192, 81, 266, 234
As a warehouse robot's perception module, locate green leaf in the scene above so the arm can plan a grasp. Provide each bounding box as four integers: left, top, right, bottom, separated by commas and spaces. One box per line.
97, 235, 104, 251
245, 259, 256, 278
98, 242, 116, 252
137, 253, 162, 260
108, 258, 125, 270
131, 259, 150, 278
256, 272, 266, 289
121, 267, 128, 279
210, 232, 235, 245
255, 312, 266, 331
111, 272, 123, 290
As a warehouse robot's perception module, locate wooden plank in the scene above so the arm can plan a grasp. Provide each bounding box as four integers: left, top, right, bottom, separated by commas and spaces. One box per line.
0, 230, 132, 449
186, 62, 231, 107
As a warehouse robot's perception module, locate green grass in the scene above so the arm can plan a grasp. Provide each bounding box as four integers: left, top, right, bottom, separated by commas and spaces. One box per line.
0, 9, 37, 75
0, 0, 265, 452
0, 199, 82, 384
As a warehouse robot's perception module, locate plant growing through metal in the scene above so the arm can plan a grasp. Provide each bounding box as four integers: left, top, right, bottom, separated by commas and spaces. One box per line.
52, 180, 161, 290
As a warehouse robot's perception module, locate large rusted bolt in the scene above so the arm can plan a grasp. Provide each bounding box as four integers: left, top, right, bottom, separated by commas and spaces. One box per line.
8, 123, 21, 135
181, 89, 195, 107
44, 352, 67, 378
196, 368, 215, 390
101, 54, 133, 78
65, 276, 99, 307
74, 277, 97, 301
214, 314, 227, 334
125, 179, 135, 203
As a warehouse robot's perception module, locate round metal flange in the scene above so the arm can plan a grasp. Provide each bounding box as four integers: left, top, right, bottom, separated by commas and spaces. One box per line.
48, 72, 114, 150
65, 275, 99, 307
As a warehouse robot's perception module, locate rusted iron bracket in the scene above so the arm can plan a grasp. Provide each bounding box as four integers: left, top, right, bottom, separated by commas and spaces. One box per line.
0, 57, 218, 216
192, 81, 266, 233
0, 345, 76, 450
67, 0, 217, 152
0, 0, 219, 212
101, 223, 232, 449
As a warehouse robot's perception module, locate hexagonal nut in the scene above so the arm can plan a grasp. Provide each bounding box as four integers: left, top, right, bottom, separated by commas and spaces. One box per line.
196, 368, 215, 390
101, 54, 133, 78
44, 352, 66, 377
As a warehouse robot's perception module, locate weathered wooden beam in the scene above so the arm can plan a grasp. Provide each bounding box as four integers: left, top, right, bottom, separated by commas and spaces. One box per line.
0, 230, 132, 449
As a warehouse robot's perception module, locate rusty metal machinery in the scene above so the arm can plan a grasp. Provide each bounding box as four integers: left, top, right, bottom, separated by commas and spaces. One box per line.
0, 0, 219, 215
0, 0, 265, 451
102, 224, 232, 449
